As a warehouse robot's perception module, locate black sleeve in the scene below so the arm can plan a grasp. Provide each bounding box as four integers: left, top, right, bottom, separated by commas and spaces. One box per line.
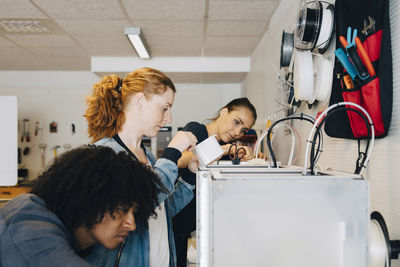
160, 147, 182, 165
177, 121, 208, 185
182, 121, 208, 144
159, 122, 205, 166
179, 168, 196, 185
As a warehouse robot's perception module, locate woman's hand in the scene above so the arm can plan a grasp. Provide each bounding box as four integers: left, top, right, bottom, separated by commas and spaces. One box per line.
168, 131, 198, 153
223, 144, 254, 161
188, 154, 199, 173
240, 145, 253, 161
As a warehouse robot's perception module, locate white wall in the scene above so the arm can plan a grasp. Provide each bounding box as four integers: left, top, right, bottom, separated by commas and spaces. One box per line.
243, 0, 400, 265
0, 71, 98, 180
0, 71, 241, 180
172, 83, 242, 134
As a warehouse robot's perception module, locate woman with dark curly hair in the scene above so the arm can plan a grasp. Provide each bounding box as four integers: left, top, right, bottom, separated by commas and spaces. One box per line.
83, 67, 198, 267
0, 145, 163, 267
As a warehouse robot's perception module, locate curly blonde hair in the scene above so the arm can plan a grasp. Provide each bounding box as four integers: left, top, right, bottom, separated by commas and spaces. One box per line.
84, 67, 175, 143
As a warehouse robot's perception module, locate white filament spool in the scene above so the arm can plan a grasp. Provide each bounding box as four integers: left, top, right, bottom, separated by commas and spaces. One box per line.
370, 219, 389, 267
315, 8, 334, 50
294, 50, 314, 103
313, 55, 333, 102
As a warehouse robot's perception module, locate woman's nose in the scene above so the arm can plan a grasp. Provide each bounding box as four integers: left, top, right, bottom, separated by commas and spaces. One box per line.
234, 127, 242, 137
164, 110, 172, 124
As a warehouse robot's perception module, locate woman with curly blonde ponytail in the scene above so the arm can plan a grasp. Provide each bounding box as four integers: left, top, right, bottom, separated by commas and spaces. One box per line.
84, 67, 199, 267
85, 75, 124, 142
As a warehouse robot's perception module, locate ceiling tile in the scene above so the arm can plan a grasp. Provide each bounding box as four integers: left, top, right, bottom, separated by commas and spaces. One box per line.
32, 0, 125, 19
208, 0, 278, 21
5, 34, 78, 47
0, 0, 47, 18
204, 47, 254, 57
0, 47, 48, 70
0, 36, 17, 47
132, 20, 204, 37
204, 36, 259, 56
72, 34, 130, 49
207, 20, 267, 36
55, 19, 131, 36
150, 46, 203, 57
146, 36, 203, 48
27, 47, 89, 58
122, 0, 206, 20
87, 47, 134, 57
0, 0, 276, 79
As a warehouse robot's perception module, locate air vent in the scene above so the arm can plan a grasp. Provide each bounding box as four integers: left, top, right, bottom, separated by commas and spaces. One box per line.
0, 20, 49, 33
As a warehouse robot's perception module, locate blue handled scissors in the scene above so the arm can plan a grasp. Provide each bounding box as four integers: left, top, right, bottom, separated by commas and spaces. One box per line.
228, 143, 246, 165
347, 27, 358, 48
346, 27, 369, 80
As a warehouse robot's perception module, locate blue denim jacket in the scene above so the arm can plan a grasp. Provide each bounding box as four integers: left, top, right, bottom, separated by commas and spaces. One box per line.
85, 138, 195, 267
0, 194, 92, 267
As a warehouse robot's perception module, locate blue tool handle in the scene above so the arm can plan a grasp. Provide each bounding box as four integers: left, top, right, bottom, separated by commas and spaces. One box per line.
347, 46, 370, 80
335, 48, 358, 80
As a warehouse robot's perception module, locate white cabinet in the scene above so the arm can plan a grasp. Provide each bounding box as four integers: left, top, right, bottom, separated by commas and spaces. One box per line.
0, 96, 17, 186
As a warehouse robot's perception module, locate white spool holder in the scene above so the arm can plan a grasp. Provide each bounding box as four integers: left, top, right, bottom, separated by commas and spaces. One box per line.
294, 50, 315, 104
313, 55, 333, 103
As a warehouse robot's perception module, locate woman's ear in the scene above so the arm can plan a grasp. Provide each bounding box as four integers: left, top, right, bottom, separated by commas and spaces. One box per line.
219, 107, 228, 117
134, 92, 146, 110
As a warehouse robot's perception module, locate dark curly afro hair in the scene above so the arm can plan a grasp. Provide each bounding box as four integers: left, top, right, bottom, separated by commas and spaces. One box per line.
30, 145, 165, 231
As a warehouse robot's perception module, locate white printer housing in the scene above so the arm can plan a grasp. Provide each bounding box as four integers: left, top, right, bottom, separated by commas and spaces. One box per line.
196, 165, 369, 267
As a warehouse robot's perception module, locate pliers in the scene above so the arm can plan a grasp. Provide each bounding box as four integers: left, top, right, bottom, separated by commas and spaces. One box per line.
342, 27, 369, 80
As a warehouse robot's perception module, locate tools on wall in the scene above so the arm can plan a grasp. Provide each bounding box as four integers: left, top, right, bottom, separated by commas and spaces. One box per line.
38, 143, 46, 168
325, 0, 392, 139
21, 119, 30, 142
49, 121, 57, 133
34, 121, 43, 137
16, 118, 79, 179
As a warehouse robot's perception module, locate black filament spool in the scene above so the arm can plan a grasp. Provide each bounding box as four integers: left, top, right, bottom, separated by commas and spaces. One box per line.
302, 8, 319, 42
280, 31, 294, 68
317, 3, 335, 54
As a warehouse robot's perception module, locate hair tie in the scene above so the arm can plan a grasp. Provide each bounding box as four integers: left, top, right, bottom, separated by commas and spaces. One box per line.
115, 79, 123, 93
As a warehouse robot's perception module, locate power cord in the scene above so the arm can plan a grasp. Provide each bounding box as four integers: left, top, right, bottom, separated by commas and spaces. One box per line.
266, 113, 323, 168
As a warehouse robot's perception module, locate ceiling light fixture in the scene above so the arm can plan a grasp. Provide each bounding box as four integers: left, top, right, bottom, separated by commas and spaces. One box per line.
124, 27, 151, 59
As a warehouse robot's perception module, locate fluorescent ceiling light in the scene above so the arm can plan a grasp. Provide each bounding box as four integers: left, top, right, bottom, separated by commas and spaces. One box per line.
124, 27, 151, 59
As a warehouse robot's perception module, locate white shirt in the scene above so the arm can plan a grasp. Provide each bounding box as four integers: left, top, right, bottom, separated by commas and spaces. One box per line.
148, 201, 170, 267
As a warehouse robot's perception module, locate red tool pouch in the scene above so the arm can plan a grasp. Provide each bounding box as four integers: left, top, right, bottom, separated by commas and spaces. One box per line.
325, 0, 392, 140
342, 75, 385, 138
341, 86, 366, 137
360, 76, 385, 136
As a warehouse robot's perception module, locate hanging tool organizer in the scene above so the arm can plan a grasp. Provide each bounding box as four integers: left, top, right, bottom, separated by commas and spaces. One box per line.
325, 0, 393, 139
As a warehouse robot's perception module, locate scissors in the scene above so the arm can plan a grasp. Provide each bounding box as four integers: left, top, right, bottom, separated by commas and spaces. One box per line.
228, 143, 246, 165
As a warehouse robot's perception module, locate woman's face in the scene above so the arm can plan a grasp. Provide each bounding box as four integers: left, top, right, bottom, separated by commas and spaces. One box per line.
139, 87, 175, 138
217, 106, 255, 143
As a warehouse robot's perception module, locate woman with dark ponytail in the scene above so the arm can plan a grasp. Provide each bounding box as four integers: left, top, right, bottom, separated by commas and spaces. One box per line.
173, 97, 257, 267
